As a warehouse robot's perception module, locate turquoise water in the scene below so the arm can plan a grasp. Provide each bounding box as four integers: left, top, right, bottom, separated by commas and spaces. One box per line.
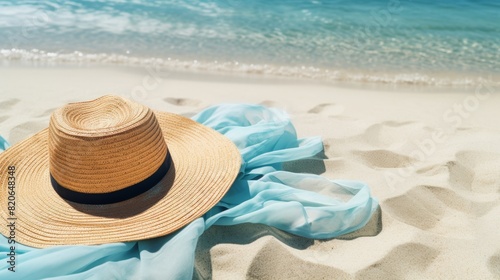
0, 0, 499, 86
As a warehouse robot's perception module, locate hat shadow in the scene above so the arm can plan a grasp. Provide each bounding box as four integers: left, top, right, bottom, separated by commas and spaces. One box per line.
66, 163, 176, 218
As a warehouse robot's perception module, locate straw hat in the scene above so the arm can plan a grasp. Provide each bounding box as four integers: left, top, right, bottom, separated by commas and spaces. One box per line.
0, 95, 241, 248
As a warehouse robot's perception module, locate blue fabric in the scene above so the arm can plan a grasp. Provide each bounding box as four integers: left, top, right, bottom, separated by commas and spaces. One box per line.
0, 136, 9, 151
0, 104, 378, 279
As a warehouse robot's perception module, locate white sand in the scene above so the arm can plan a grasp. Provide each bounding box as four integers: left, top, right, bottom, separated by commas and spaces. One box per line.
1, 65, 499, 279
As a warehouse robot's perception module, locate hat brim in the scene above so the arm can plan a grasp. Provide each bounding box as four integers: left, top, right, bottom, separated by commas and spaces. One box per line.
0, 111, 241, 248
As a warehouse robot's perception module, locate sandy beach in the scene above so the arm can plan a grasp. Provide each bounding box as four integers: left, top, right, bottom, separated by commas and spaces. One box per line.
0, 65, 499, 279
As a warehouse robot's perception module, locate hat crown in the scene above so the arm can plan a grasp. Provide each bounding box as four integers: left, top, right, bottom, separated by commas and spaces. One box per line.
48, 95, 168, 194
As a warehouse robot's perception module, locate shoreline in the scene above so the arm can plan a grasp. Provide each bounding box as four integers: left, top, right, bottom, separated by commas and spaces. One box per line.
2, 50, 498, 90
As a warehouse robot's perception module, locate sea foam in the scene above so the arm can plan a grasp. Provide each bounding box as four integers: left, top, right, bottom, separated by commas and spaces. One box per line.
1, 48, 498, 89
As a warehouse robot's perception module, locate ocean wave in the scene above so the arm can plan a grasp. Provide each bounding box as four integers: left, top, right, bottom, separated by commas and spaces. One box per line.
1, 48, 498, 88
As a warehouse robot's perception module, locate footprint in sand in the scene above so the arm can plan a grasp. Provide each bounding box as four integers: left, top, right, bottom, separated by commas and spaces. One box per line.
488, 252, 500, 277
338, 121, 430, 152
35, 107, 59, 118
364, 121, 435, 149
356, 243, 439, 279
379, 120, 416, 127
247, 239, 351, 279
0, 98, 20, 110
308, 103, 345, 117
416, 164, 448, 176
384, 186, 444, 231
163, 97, 201, 107
351, 149, 415, 169
258, 100, 280, 108
364, 121, 415, 146
384, 185, 497, 233
447, 151, 500, 193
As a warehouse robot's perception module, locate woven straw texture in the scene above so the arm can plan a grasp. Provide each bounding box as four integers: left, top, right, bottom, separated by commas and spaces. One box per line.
49, 96, 168, 193
0, 96, 241, 248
